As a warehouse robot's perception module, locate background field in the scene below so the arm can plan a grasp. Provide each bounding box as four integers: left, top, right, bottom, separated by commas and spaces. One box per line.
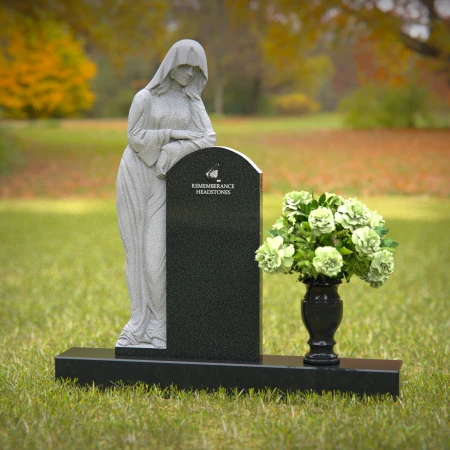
1, 116, 449, 449
1, 115, 449, 198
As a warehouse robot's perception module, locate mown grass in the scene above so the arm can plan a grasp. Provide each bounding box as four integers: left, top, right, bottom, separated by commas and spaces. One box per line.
1, 195, 449, 449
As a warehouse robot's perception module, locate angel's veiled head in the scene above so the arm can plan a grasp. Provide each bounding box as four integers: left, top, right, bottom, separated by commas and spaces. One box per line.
147, 40, 208, 101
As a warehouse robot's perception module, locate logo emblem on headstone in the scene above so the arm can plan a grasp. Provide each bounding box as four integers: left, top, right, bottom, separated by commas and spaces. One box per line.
206, 163, 221, 182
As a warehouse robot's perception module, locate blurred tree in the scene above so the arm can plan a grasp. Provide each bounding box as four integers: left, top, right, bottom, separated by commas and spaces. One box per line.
339, 82, 442, 128
0, 0, 170, 64
315, 0, 450, 85
0, 1, 170, 118
0, 10, 96, 118
88, 53, 161, 118
171, 0, 333, 114
273, 92, 320, 115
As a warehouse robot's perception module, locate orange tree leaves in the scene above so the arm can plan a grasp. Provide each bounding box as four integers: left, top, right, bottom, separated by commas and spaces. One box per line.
0, 11, 96, 118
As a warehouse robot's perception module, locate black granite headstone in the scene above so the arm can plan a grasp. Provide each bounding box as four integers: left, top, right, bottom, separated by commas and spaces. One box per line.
166, 146, 262, 361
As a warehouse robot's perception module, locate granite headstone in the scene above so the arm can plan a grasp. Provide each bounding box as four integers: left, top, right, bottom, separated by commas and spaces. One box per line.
167, 146, 262, 361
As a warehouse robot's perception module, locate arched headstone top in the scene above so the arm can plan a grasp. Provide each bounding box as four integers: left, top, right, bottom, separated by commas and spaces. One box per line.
168, 146, 262, 175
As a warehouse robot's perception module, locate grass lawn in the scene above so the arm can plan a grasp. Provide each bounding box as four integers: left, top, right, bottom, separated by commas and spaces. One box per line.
0, 114, 449, 448
1, 195, 449, 449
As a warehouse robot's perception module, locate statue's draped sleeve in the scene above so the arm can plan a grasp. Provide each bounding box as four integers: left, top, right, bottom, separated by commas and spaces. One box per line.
157, 98, 216, 176
127, 90, 171, 167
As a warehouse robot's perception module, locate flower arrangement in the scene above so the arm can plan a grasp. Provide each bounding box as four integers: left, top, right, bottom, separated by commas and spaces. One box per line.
255, 191, 398, 288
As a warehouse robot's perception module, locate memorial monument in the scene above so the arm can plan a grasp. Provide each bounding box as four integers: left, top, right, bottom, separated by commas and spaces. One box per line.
55, 39, 402, 397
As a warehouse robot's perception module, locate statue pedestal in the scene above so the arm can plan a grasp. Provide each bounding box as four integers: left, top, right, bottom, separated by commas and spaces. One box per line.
56, 348, 402, 397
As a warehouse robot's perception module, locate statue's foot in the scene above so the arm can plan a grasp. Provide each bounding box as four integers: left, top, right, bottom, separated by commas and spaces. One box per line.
116, 336, 131, 347
150, 336, 166, 348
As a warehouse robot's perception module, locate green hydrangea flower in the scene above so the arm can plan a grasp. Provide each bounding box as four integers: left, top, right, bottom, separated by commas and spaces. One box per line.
369, 210, 385, 228
273, 216, 285, 230
312, 246, 343, 277
255, 236, 295, 273
351, 226, 381, 256
334, 198, 370, 231
324, 192, 344, 204
282, 191, 312, 212
365, 250, 394, 288
308, 206, 335, 236
282, 191, 312, 224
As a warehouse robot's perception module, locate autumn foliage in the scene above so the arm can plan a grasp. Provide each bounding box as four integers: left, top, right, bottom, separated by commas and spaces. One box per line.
0, 9, 96, 119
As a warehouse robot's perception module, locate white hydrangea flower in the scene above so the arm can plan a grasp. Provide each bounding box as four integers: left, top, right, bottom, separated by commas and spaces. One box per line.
369, 210, 385, 228
255, 236, 295, 273
324, 192, 344, 204
312, 246, 343, 277
273, 216, 285, 230
365, 250, 395, 288
282, 191, 313, 224
282, 191, 312, 212
308, 206, 336, 236
351, 226, 381, 256
334, 198, 371, 231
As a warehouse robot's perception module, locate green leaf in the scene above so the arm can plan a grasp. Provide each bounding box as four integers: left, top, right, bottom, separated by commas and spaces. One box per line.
382, 238, 399, 248
375, 226, 389, 237
320, 236, 333, 246
339, 247, 353, 255
303, 222, 311, 232
310, 200, 319, 210
318, 193, 326, 205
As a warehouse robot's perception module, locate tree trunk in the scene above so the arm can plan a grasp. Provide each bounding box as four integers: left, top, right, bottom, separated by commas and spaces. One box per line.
249, 77, 262, 115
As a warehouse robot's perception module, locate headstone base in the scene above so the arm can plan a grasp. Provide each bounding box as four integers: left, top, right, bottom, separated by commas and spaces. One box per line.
55, 348, 402, 397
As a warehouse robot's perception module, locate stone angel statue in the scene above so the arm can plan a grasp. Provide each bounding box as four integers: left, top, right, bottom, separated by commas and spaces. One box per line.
116, 40, 216, 349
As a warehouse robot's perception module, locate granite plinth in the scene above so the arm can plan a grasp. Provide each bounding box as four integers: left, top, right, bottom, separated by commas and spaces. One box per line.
117, 147, 263, 361
57, 348, 402, 397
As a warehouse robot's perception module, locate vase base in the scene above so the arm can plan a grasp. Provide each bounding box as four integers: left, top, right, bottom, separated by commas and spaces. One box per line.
304, 351, 340, 366
304, 357, 340, 366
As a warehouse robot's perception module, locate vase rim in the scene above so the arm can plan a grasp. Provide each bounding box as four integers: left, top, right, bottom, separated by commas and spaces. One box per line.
303, 277, 342, 286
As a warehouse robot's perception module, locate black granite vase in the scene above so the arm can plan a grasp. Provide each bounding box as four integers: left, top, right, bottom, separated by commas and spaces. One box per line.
301, 277, 343, 365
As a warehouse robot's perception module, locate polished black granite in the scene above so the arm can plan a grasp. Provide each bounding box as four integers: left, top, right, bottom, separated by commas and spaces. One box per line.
57, 348, 402, 397
117, 147, 263, 361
